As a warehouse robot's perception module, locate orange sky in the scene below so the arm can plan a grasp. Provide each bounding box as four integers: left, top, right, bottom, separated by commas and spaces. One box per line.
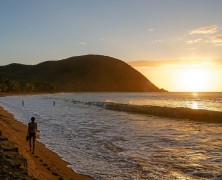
128, 59, 222, 92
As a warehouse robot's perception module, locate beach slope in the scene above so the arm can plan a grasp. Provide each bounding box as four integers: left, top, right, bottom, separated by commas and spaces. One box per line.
0, 106, 93, 180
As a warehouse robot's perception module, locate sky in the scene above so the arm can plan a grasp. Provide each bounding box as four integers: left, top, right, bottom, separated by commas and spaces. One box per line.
1, 0, 222, 92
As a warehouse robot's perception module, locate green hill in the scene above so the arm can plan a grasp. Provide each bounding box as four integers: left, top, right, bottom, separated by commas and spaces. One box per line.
0, 55, 166, 93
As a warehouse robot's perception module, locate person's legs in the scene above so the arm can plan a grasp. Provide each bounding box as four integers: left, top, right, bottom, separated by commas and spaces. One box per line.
29, 136, 32, 151
32, 135, 36, 154
29, 133, 35, 153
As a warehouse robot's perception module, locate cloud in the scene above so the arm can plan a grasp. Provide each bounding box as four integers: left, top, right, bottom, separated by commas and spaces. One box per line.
154, 39, 163, 43
186, 38, 202, 44
79, 42, 87, 45
189, 25, 218, 35
127, 59, 222, 68
212, 34, 222, 43
127, 60, 189, 68
214, 44, 222, 46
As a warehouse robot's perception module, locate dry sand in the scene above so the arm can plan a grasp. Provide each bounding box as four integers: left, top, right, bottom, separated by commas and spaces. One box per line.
0, 106, 94, 180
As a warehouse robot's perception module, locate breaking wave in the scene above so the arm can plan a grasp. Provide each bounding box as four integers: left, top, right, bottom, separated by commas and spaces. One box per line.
70, 100, 222, 123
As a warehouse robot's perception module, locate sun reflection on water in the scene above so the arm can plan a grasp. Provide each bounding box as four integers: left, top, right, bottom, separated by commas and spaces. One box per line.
192, 102, 199, 109
192, 92, 198, 97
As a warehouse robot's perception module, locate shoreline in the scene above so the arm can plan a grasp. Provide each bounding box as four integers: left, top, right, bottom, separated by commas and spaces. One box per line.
0, 106, 94, 180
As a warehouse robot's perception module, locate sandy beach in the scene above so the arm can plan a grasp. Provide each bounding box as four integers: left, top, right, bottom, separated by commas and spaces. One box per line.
0, 106, 94, 180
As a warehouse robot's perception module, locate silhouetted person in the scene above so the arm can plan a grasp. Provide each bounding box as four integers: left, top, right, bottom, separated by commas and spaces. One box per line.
27, 117, 37, 154
22, 100, 24, 107
53, 101, 55, 106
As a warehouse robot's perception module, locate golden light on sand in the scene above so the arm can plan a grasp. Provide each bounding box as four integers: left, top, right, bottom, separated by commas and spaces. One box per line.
178, 66, 211, 92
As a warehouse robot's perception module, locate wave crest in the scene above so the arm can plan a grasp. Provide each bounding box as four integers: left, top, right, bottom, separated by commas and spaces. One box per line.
71, 100, 222, 123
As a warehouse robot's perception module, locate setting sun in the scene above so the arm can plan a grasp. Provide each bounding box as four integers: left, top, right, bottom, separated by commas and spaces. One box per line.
131, 60, 222, 92
179, 66, 211, 92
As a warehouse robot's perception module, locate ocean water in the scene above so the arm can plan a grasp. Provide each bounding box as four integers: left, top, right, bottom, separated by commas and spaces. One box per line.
0, 92, 222, 180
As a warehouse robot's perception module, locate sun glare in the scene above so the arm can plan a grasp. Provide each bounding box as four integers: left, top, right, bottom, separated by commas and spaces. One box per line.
179, 66, 211, 92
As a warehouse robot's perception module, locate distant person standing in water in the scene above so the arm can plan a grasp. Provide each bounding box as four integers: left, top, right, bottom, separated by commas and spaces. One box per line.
27, 117, 37, 154
22, 100, 24, 107
53, 101, 55, 106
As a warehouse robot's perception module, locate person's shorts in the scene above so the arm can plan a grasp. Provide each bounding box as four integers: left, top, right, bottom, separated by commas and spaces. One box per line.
29, 132, 36, 138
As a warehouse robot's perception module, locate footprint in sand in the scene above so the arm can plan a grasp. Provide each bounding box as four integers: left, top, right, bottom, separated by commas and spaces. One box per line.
52, 172, 59, 176
43, 163, 48, 166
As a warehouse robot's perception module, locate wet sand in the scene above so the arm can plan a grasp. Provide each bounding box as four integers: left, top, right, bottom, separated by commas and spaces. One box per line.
0, 106, 94, 180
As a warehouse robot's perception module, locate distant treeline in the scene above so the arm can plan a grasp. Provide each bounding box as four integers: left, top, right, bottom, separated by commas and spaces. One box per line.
0, 77, 55, 93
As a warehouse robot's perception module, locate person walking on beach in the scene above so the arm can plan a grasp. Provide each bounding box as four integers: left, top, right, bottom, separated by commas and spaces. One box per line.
27, 117, 37, 154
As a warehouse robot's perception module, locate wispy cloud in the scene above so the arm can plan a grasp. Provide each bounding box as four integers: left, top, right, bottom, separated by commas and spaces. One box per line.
214, 44, 222, 46
127, 60, 194, 68
186, 38, 202, 44
189, 25, 218, 35
154, 39, 163, 43
212, 34, 222, 43
79, 42, 87, 45
128, 59, 222, 68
